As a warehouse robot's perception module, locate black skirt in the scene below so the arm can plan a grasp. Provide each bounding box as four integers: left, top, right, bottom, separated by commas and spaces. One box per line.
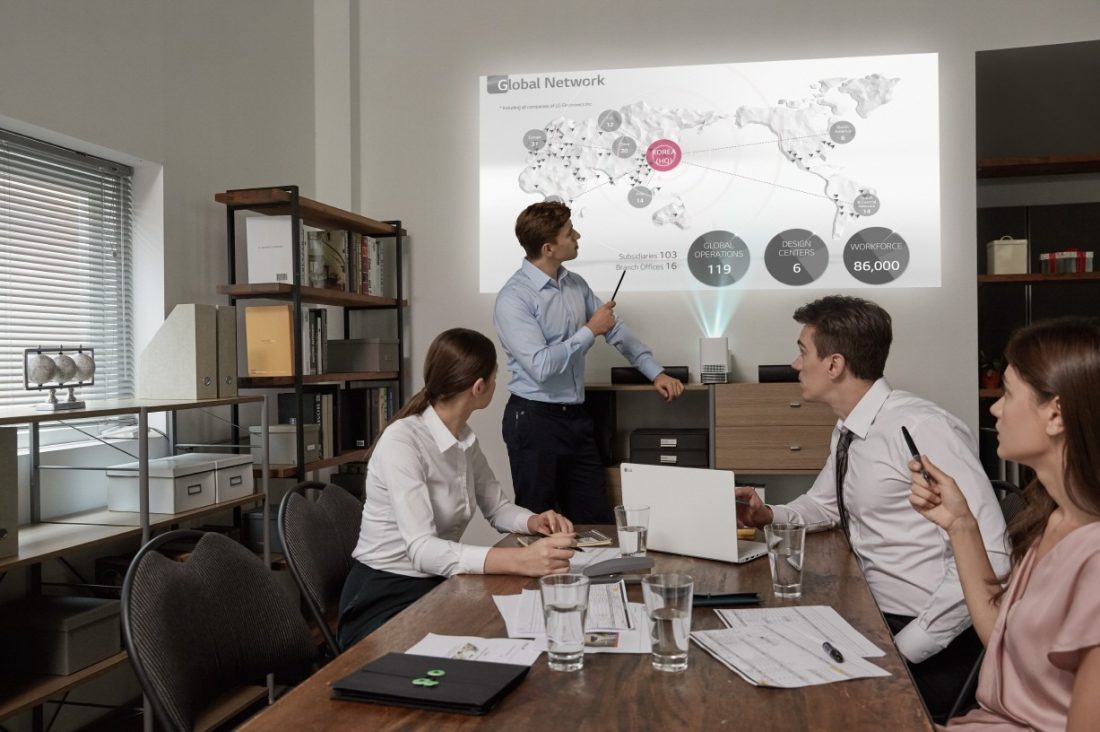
337, 562, 444, 651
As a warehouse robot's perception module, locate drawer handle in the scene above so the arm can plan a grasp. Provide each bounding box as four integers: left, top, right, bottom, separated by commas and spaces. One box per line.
788, 444, 802, 452
659, 455, 678, 464
187, 483, 203, 495
789, 401, 802, 408
659, 438, 678, 448
230, 475, 243, 486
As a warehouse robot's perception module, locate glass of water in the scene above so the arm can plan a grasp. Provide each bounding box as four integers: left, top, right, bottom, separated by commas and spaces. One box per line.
614, 504, 650, 557
539, 573, 589, 672
765, 522, 807, 599
641, 573, 694, 672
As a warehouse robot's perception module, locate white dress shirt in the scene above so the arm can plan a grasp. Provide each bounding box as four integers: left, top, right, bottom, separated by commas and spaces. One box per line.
352, 406, 535, 578
771, 379, 1010, 664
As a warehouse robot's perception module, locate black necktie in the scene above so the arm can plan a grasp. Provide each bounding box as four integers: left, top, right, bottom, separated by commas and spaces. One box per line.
835, 428, 854, 539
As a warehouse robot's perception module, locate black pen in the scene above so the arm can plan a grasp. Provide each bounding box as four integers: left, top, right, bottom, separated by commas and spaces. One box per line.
822, 640, 845, 663
901, 426, 932, 483
693, 592, 761, 607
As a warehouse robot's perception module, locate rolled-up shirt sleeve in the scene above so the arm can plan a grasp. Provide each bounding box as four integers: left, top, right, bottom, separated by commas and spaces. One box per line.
494, 286, 593, 383
375, 430, 488, 577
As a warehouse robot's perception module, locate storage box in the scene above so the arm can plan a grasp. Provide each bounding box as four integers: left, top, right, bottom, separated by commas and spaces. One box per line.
249, 423, 321, 465
327, 338, 399, 373
629, 428, 709, 468
244, 509, 284, 554
211, 453, 255, 502
107, 453, 217, 514
986, 236, 1028, 274
0, 596, 121, 675
1040, 249, 1094, 273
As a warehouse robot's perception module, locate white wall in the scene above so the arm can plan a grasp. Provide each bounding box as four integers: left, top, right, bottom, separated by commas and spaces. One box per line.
314, 1, 1100, 540
0, 2, 316, 728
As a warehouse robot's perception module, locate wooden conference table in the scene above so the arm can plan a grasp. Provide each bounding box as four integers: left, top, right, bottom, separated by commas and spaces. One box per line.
241, 529, 934, 731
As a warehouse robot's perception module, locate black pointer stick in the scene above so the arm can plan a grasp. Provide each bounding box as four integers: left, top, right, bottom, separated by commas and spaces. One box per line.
610, 270, 626, 302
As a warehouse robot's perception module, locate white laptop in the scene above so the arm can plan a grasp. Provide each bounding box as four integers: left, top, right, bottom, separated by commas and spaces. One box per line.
619, 462, 767, 564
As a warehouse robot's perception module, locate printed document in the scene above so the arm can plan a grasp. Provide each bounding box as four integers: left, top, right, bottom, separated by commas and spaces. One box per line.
406, 633, 543, 666
714, 605, 884, 658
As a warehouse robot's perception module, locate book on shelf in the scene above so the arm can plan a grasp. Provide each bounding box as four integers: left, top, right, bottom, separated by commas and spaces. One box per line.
245, 304, 294, 377
361, 235, 392, 297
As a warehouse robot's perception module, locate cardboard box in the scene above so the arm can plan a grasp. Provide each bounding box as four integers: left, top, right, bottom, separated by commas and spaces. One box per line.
0, 596, 121, 675
327, 338, 399, 373
249, 424, 321, 465
986, 236, 1028, 274
245, 305, 295, 377
107, 453, 218, 514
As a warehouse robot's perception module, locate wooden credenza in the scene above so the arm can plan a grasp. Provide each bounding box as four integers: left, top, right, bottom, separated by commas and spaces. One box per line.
713, 383, 834, 474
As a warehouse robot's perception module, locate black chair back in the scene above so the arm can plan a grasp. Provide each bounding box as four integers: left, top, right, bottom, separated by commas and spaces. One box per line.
120, 530, 315, 732
278, 481, 363, 657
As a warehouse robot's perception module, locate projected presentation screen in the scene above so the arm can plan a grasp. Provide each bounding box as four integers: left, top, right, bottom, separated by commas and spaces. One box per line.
479, 53, 940, 294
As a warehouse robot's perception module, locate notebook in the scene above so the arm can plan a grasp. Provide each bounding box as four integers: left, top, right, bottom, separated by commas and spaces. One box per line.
619, 463, 767, 564
330, 653, 529, 715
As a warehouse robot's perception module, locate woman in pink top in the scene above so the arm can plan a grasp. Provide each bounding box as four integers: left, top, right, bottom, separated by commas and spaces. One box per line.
908, 318, 1100, 731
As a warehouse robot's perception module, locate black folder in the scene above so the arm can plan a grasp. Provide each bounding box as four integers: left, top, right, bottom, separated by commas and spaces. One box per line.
330, 653, 530, 715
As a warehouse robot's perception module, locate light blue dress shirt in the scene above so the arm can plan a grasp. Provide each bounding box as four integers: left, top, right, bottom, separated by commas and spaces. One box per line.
493, 259, 663, 404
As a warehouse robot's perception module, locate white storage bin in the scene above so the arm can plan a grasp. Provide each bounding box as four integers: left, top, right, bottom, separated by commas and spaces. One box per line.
249, 424, 321, 465
985, 236, 1028, 274
107, 453, 217, 514
212, 453, 255, 502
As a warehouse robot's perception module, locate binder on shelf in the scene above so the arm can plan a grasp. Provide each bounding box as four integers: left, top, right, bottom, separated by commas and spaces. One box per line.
245, 305, 295, 377
137, 303, 218, 399
216, 305, 238, 397
0, 428, 17, 559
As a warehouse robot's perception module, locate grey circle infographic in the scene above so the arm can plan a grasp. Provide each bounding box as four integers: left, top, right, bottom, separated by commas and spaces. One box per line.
844, 227, 909, 284
612, 136, 637, 158
687, 231, 751, 287
829, 121, 856, 144
627, 186, 654, 208
523, 129, 547, 152
853, 192, 881, 216
598, 110, 623, 132
764, 229, 829, 285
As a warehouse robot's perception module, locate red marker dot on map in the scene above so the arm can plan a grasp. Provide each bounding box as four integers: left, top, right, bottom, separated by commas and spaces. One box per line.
645, 139, 682, 172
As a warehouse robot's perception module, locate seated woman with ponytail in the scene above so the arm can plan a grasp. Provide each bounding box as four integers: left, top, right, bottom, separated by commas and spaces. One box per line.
338, 327, 577, 649
908, 318, 1100, 730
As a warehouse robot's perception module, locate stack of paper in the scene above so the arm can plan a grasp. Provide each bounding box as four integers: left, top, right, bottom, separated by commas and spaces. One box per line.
691, 606, 890, 687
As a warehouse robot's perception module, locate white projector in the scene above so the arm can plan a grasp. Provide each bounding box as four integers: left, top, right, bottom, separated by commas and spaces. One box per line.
699, 336, 729, 384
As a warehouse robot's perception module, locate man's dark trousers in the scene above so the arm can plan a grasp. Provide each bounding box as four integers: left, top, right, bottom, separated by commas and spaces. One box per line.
502, 394, 611, 523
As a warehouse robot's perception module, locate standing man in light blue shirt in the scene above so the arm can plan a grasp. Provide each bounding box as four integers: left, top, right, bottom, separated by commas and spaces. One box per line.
494, 201, 684, 522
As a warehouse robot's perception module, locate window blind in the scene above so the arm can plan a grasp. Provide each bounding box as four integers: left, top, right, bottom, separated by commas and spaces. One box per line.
0, 129, 134, 413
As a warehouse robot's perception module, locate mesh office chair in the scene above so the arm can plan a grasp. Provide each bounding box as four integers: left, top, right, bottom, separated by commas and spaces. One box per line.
278, 481, 364, 658
121, 530, 316, 732
945, 479, 1027, 721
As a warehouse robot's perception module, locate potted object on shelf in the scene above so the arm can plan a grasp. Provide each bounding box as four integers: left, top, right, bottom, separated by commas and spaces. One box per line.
979, 352, 1004, 390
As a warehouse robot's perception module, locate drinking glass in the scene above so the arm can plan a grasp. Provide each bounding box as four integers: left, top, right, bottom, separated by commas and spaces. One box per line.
539, 573, 589, 671
641, 573, 694, 671
765, 522, 807, 599
614, 504, 650, 557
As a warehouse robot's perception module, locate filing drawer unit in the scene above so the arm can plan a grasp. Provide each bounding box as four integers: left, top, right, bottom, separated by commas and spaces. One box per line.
629, 428, 709, 467
713, 383, 834, 474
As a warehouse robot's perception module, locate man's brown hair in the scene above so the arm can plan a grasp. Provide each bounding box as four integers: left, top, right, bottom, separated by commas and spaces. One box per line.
793, 295, 892, 380
514, 201, 571, 260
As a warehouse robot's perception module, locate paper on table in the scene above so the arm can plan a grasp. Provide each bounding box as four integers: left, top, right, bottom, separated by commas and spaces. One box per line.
691, 625, 890, 688
715, 605, 884, 658
502, 582, 633, 636
406, 633, 543, 667
492, 592, 651, 654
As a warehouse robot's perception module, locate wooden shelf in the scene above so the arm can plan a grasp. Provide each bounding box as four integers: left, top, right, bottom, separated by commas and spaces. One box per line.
255, 448, 373, 479
0, 494, 266, 574
0, 651, 129, 720
977, 272, 1100, 284
977, 154, 1100, 178
215, 188, 405, 237
586, 383, 709, 392
218, 283, 404, 309
238, 372, 398, 388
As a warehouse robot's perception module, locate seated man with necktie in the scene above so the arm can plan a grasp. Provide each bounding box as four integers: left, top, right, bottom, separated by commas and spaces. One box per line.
736, 295, 1009, 723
